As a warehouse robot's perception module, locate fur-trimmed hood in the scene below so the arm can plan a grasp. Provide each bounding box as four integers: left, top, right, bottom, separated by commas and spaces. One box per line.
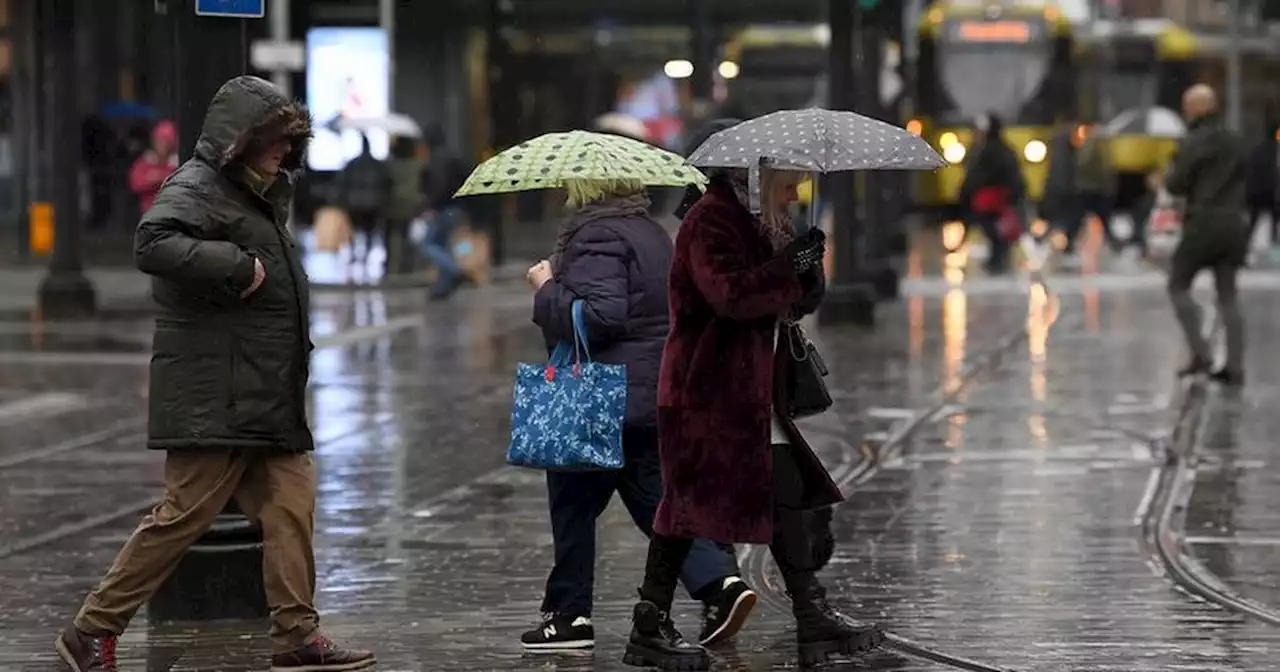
195, 75, 313, 173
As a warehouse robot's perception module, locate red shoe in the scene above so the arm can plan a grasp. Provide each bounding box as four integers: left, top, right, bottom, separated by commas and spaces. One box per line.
270, 634, 377, 671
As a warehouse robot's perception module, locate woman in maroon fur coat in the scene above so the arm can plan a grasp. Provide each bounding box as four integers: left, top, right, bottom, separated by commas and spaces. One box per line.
622, 167, 884, 670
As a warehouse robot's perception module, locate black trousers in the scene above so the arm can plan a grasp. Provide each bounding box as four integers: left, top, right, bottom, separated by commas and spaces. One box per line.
639, 444, 834, 611
1168, 225, 1248, 374
1248, 202, 1278, 244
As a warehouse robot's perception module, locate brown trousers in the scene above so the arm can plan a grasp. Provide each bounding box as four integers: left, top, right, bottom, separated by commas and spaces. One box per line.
75, 449, 319, 653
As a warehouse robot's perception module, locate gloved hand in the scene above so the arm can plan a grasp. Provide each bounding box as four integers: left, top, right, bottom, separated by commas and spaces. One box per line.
784, 228, 826, 272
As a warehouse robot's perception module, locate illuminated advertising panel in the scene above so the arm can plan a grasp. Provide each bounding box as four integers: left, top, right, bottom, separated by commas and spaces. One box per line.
305, 27, 389, 171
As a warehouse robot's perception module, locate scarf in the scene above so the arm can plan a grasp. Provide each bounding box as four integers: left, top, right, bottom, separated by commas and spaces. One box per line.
550, 192, 652, 271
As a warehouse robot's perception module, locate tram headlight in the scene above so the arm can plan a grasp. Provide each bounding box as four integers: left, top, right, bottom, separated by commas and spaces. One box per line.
1023, 139, 1047, 164
942, 142, 967, 164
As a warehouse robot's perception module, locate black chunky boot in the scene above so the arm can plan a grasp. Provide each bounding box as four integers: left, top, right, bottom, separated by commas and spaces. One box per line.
769, 495, 882, 668
623, 600, 710, 670
790, 578, 884, 667
623, 535, 710, 670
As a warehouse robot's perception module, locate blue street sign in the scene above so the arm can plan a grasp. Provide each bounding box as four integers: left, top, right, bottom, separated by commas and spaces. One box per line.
195, 0, 264, 18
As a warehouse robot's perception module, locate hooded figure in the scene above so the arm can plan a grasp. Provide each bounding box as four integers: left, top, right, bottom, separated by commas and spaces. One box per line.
137, 75, 316, 452
56, 76, 378, 672
128, 119, 179, 214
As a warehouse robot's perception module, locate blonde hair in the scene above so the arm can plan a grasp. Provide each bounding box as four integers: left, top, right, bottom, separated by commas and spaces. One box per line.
564, 178, 646, 209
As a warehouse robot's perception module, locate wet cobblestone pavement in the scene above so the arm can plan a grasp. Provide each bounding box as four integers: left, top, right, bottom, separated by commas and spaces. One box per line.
4, 238, 1280, 670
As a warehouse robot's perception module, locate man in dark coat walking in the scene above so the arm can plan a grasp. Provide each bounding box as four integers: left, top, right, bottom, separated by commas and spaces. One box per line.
1165, 84, 1249, 385
54, 76, 376, 672
333, 133, 393, 269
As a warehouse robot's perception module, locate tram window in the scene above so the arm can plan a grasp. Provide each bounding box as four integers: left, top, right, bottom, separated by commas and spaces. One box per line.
1098, 70, 1154, 119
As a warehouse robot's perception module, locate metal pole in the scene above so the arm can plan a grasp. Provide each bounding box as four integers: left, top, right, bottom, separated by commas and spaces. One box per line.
1226, 0, 1243, 132
37, 0, 97, 318
819, 0, 877, 327
269, 0, 291, 96
380, 0, 395, 108
689, 0, 715, 121
903, 0, 924, 63
269, 0, 296, 233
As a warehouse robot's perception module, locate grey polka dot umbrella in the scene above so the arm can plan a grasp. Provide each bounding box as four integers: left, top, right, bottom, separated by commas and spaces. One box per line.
687, 107, 945, 173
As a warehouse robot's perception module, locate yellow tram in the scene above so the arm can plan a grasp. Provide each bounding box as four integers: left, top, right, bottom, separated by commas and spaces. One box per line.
908, 1, 1076, 218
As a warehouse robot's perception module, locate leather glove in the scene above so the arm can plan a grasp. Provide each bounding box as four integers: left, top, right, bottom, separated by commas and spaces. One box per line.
784, 228, 826, 272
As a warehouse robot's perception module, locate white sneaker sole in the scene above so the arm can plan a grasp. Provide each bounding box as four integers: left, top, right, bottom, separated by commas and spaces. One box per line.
700, 589, 758, 645
522, 638, 595, 651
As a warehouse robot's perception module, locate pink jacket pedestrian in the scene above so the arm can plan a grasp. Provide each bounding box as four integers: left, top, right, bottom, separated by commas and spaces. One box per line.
128, 120, 179, 213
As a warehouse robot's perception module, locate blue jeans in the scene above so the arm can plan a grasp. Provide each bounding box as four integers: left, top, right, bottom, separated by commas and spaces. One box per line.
420, 207, 462, 287
541, 425, 738, 617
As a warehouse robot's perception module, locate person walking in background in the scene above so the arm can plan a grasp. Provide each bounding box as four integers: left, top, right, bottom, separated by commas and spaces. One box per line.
520, 176, 757, 653
81, 113, 119, 231
959, 112, 1025, 274
1245, 122, 1278, 249
53, 76, 375, 672
623, 164, 882, 670
386, 135, 426, 276
1072, 122, 1121, 254
420, 124, 469, 300
332, 133, 392, 272
1165, 84, 1249, 386
128, 119, 179, 215
1042, 120, 1079, 263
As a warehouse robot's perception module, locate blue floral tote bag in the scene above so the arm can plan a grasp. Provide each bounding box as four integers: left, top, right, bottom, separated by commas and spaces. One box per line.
507, 300, 627, 470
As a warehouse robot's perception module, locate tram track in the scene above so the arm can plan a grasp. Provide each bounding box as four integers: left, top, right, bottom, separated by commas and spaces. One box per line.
742, 288, 1280, 670
1138, 375, 1280, 627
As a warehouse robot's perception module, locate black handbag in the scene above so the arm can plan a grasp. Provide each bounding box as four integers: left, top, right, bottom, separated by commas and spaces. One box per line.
783, 322, 833, 419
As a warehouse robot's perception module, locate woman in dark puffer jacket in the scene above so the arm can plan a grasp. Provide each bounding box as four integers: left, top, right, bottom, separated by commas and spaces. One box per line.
519, 177, 758, 653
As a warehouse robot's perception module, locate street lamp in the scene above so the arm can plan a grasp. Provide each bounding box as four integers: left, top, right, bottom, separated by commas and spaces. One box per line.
36, 0, 97, 319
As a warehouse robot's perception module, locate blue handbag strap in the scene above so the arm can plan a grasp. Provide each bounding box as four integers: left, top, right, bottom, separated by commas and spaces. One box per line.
548, 342, 574, 367
571, 300, 592, 363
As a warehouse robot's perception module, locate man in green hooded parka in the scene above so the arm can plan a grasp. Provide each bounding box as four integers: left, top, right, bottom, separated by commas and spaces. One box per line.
54, 76, 376, 672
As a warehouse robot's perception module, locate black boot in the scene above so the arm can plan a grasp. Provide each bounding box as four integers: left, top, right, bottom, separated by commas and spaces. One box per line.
623, 600, 710, 670
624, 535, 709, 670
789, 577, 884, 667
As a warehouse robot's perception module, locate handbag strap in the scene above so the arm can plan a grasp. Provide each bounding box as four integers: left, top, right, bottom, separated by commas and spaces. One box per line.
782, 322, 811, 362
571, 300, 593, 364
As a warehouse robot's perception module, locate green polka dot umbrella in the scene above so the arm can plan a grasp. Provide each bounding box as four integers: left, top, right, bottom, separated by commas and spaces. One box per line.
454, 130, 707, 197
